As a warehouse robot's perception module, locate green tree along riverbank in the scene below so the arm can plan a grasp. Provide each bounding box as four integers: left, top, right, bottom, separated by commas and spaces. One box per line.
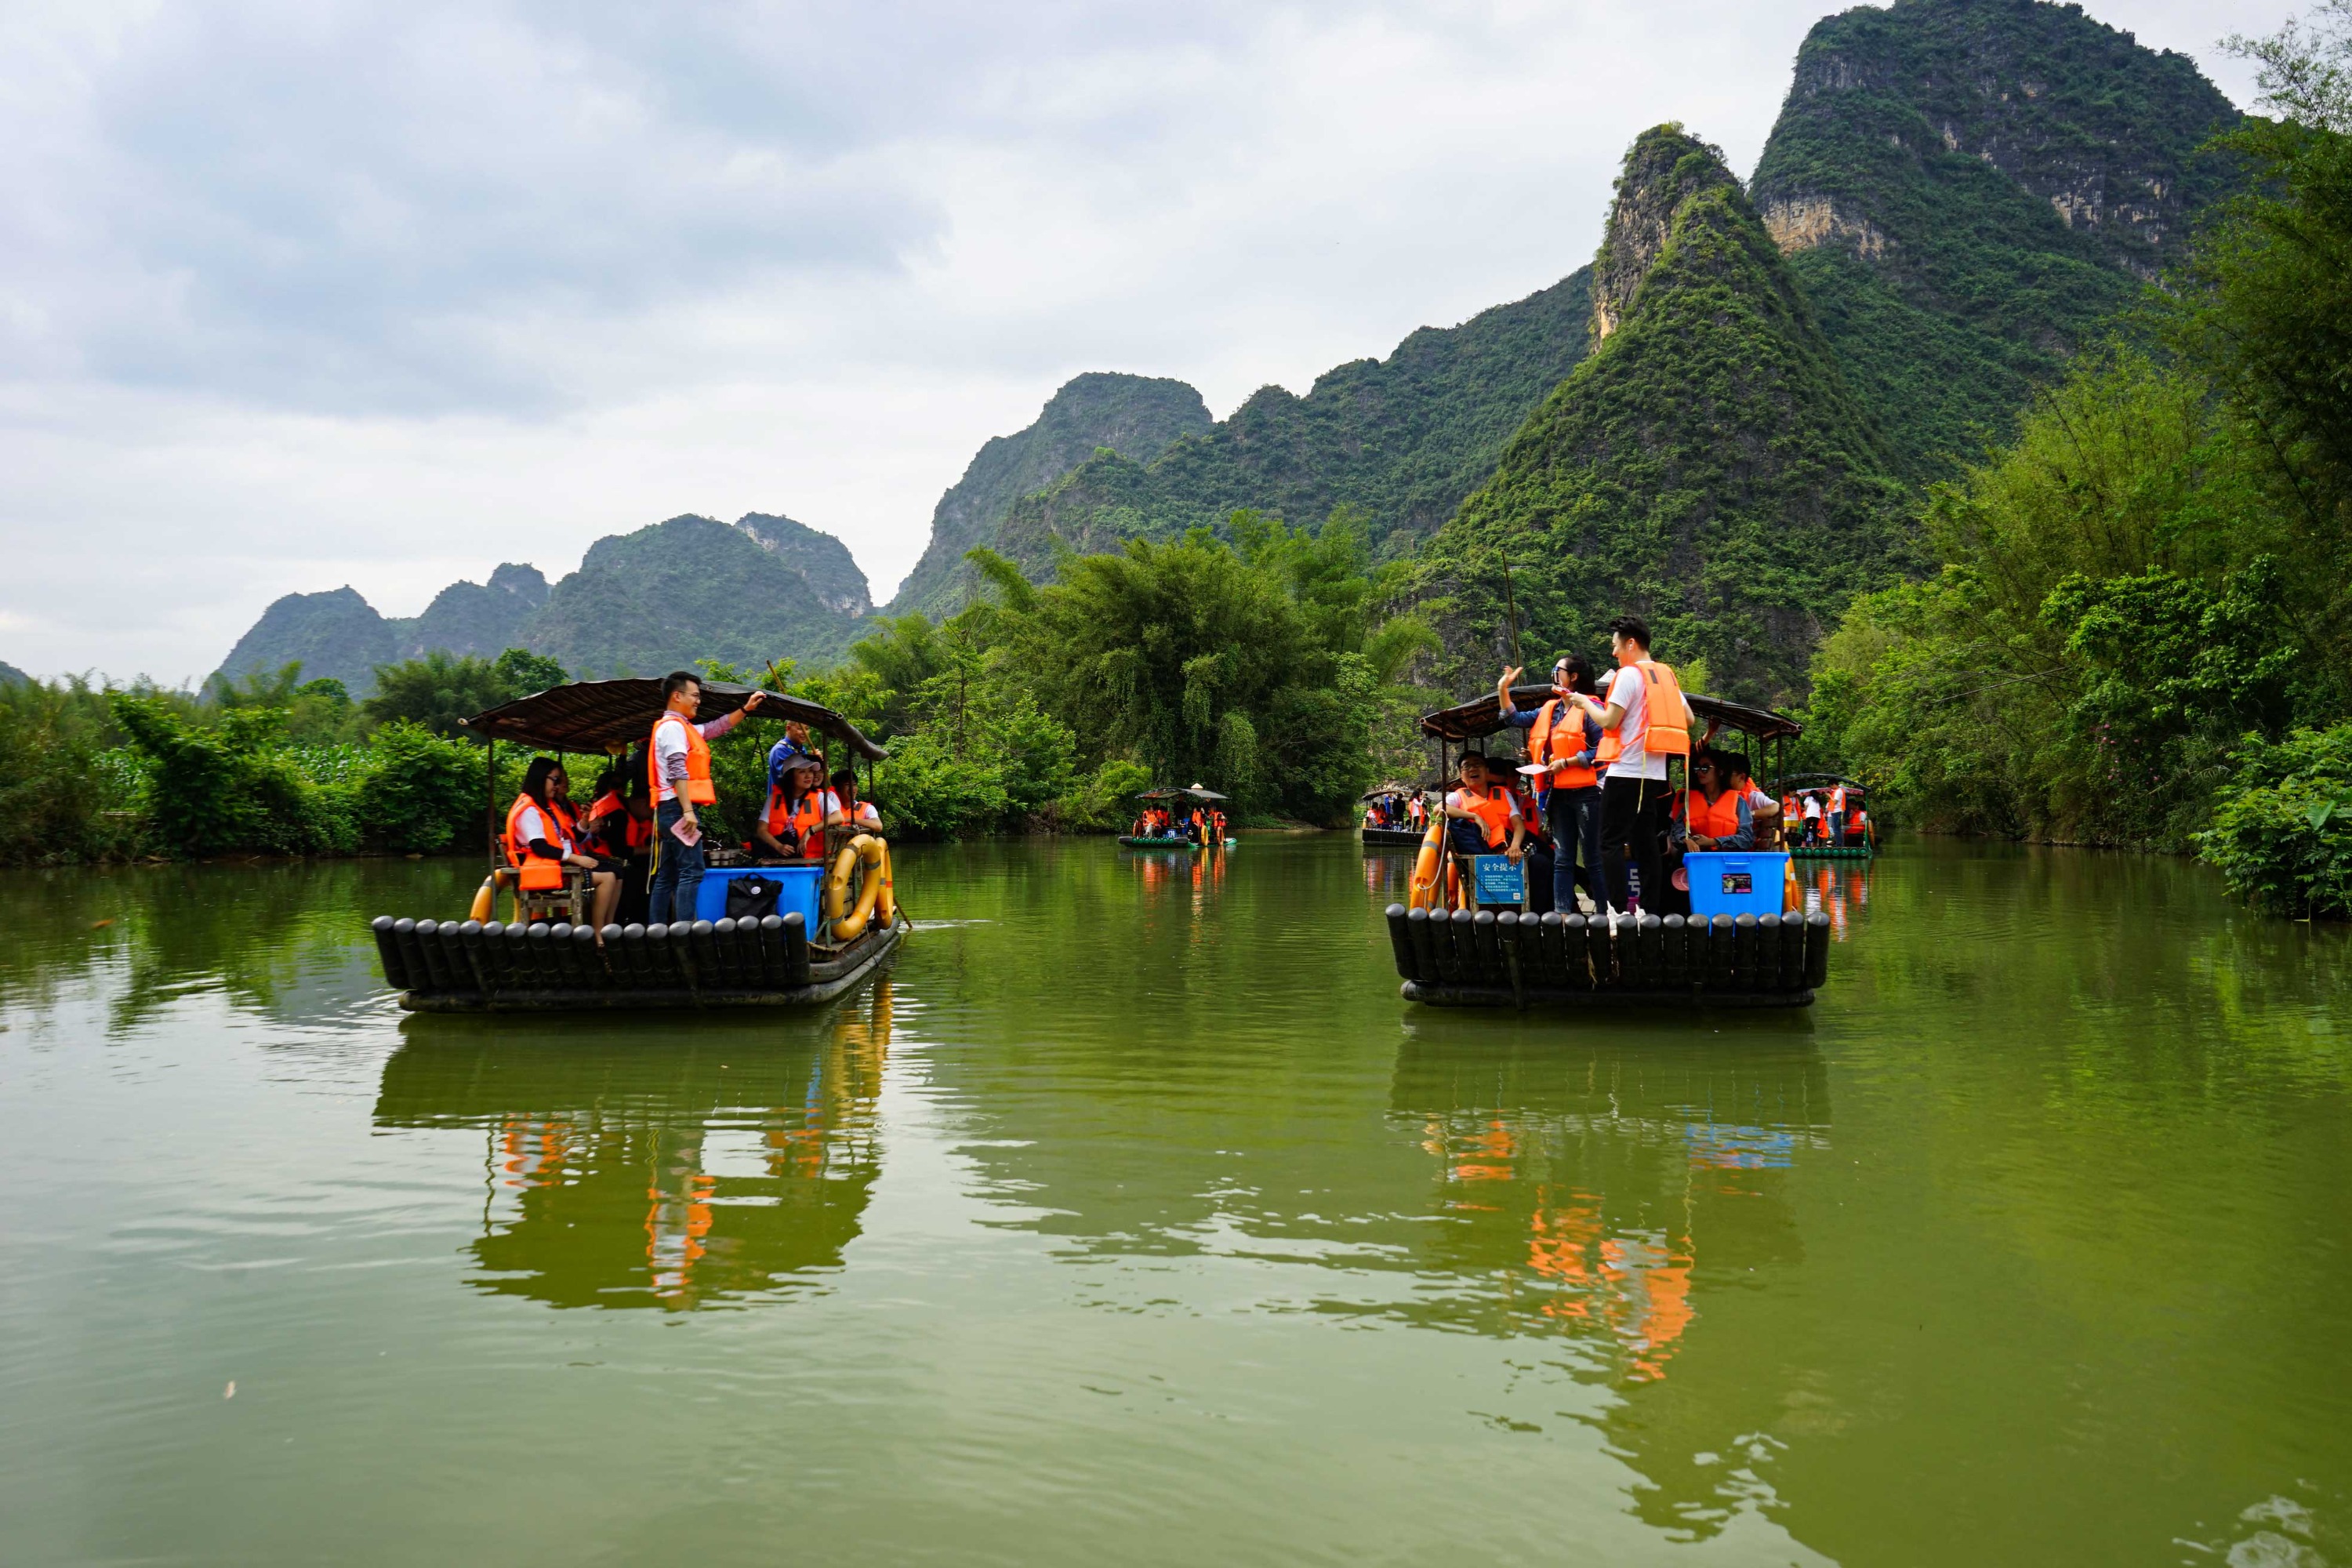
0, 514, 1432, 866
1802, 14, 2352, 916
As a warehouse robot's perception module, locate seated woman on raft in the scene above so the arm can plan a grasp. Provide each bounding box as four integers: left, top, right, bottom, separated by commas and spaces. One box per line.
749, 756, 847, 864
830, 768, 883, 831
506, 757, 624, 932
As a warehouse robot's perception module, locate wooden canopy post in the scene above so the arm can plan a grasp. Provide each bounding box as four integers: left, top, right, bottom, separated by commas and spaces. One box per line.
485, 739, 498, 870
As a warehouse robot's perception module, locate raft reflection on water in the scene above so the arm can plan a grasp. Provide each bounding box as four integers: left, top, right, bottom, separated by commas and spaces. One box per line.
372, 985, 897, 1310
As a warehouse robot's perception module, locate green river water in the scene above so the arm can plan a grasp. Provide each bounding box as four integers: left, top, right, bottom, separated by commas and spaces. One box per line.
1, 836, 2346, 1565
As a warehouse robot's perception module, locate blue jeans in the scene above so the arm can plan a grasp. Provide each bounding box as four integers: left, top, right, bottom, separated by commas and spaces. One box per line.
648, 799, 706, 926
1545, 786, 1604, 912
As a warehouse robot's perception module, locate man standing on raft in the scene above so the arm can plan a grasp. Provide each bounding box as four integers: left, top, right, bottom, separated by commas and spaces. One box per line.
1565, 615, 1689, 915
647, 670, 771, 925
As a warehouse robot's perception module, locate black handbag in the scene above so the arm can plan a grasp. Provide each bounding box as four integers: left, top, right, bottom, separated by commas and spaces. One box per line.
724, 876, 781, 920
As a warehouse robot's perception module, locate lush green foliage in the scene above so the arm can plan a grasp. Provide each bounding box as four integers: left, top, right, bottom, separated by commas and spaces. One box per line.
2198, 722, 2352, 916
1425, 127, 1908, 704
1808, 8, 2352, 909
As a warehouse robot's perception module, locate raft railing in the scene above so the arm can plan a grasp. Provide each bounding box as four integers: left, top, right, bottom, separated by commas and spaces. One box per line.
1384, 903, 1827, 1008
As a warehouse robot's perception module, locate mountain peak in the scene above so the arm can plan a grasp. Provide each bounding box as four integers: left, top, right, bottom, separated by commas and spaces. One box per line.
1592, 125, 1747, 342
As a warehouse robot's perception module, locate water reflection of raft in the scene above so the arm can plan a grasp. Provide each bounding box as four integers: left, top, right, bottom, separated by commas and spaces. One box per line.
1383, 904, 1828, 1008
376, 912, 905, 1012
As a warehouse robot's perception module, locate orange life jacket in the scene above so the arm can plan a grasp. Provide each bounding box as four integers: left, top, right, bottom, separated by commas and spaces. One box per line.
648, 712, 716, 804
1528, 697, 1599, 789
1594, 659, 1691, 764
585, 789, 648, 854
848, 799, 881, 829
1457, 784, 1516, 849
503, 793, 570, 891
1686, 787, 1743, 841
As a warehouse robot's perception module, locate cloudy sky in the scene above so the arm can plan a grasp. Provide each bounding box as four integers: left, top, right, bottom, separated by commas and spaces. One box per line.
0, 0, 2280, 683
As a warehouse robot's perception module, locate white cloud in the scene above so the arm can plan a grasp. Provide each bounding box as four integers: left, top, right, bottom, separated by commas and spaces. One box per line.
0, 0, 2281, 681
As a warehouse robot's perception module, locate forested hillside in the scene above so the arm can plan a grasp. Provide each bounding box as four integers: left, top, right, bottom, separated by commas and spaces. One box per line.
1423, 125, 1907, 703
884, 372, 1212, 618
213, 514, 871, 694
981, 270, 1595, 583
1751, 0, 2238, 475
519, 514, 867, 677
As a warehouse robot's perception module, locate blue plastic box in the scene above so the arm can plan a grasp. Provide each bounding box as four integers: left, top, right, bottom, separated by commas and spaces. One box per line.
1683, 851, 1789, 919
693, 864, 823, 929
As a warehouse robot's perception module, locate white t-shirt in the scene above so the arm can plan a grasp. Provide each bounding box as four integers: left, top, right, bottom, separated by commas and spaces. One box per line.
1601, 666, 1668, 782
850, 800, 881, 828
652, 713, 693, 804
513, 803, 569, 855
1802, 795, 1824, 819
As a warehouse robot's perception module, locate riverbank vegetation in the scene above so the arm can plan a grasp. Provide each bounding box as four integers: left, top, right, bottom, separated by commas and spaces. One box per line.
0, 512, 1433, 864
1801, 11, 2352, 913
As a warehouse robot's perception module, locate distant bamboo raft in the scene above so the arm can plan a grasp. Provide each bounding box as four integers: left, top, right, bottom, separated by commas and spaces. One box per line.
1383, 903, 1828, 1008
1360, 826, 1426, 848
371, 912, 905, 1013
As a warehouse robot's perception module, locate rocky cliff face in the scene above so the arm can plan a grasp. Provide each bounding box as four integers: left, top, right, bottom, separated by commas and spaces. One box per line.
1423, 125, 1907, 702
884, 372, 1213, 619
738, 512, 872, 618
1749, 0, 2238, 473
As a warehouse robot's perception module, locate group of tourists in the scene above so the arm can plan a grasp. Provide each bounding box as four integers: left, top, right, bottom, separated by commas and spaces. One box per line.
499, 670, 884, 934
1131, 801, 1229, 844
1431, 614, 1804, 917
1781, 783, 1871, 848
1361, 793, 1426, 831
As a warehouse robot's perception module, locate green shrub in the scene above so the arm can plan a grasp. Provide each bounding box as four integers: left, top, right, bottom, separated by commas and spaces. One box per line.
1055, 757, 1155, 832
2197, 723, 2352, 918
358, 722, 489, 854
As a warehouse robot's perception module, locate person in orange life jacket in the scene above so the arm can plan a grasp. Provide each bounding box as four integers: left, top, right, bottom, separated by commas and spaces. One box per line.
1210, 806, 1227, 841
1846, 798, 1871, 848
749, 757, 843, 862
647, 670, 774, 925
829, 768, 883, 831
1492, 752, 1557, 913
1563, 615, 1688, 914
582, 764, 652, 860
1661, 750, 1753, 917
1725, 753, 1781, 847
1443, 752, 1526, 862
1497, 653, 1606, 914
506, 758, 624, 933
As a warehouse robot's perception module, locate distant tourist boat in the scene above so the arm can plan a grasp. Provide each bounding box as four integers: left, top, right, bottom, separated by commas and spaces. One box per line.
1120, 784, 1235, 849
369, 678, 906, 1012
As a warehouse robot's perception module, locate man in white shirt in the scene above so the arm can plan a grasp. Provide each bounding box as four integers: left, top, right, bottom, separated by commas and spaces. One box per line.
1567, 615, 1680, 913
647, 670, 767, 925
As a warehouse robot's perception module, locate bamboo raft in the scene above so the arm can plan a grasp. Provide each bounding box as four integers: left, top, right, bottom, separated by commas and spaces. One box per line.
374, 912, 906, 1012
1361, 826, 1426, 848
1790, 844, 1874, 860
1383, 903, 1827, 1008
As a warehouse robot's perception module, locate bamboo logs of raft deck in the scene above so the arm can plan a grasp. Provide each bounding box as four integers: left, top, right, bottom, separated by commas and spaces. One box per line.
371, 911, 904, 1012
1789, 844, 1874, 860
1382, 904, 1827, 1007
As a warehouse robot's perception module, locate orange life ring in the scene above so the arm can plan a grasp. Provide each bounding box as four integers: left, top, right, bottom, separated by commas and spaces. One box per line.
1407, 821, 1445, 910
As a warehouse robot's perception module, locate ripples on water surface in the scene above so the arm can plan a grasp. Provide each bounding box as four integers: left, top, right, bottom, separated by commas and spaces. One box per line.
0, 838, 2345, 1565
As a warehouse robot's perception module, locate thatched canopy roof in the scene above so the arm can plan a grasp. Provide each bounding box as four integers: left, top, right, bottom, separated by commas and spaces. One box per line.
1418, 684, 1801, 745
463, 678, 888, 760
